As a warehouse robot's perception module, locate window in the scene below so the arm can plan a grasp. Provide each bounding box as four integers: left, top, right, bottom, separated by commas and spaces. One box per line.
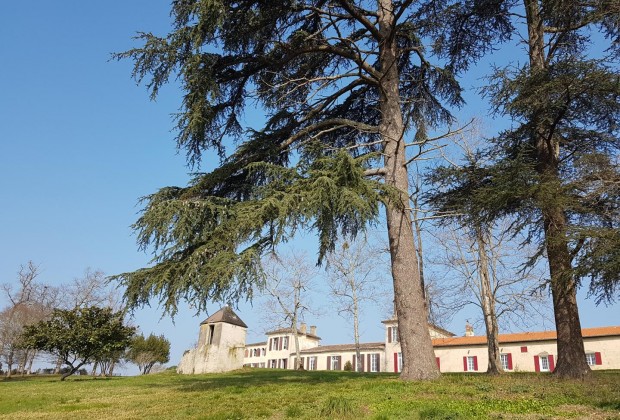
500, 353, 512, 370
397, 352, 403, 372
467, 356, 476, 371
391, 327, 399, 343
282, 359, 287, 369
309, 356, 317, 371
261, 347, 266, 356
539, 355, 550, 371
272, 337, 279, 350
463, 356, 478, 372
208, 324, 215, 345
585, 352, 602, 366
269, 359, 277, 368
283, 336, 289, 350
331, 356, 340, 370
520, 346, 528, 353
370, 354, 379, 372
260, 362, 265, 368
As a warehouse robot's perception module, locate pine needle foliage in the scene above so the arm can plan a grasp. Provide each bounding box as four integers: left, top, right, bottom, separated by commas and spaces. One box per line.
113, 3, 461, 311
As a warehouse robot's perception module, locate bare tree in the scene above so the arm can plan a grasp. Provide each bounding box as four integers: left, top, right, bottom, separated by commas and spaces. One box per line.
63, 268, 121, 311
0, 262, 57, 377
261, 252, 317, 370
430, 222, 550, 373
326, 239, 387, 372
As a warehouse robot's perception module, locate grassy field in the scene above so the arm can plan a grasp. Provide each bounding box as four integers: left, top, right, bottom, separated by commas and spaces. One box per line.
1, 368, 619, 419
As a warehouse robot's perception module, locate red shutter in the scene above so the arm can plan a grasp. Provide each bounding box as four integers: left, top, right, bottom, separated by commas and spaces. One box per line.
463, 356, 468, 372
377, 354, 380, 372
327, 356, 331, 370
534, 355, 540, 372
394, 353, 399, 373
595, 352, 602, 365
436, 357, 440, 371
388, 327, 392, 343
507, 353, 513, 370
548, 355, 555, 372
473, 356, 478, 371
367, 354, 371, 372
279, 337, 283, 351
521, 346, 527, 353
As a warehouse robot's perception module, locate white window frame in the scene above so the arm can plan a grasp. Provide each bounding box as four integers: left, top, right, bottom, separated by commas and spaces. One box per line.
261, 347, 266, 356
500, 353, 510, 370
585, 353, 596, 366
539, 355, 550, 372
370, 354, 379, 372
331, 355, 340, 370
467, 356, 476, 371
309, 356, 316, 371
397, 352, 403, 372
391, 327, 399, 343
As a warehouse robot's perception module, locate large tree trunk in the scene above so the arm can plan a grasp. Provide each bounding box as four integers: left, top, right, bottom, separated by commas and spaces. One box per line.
524, 0, 590, 379
378, 0, 439, 381
476, 226, 503, 375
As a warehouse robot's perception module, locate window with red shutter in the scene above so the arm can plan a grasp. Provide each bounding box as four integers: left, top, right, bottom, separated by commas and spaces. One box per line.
507, 353, 513, 370
548, 355, 555, 372
394, 353, 399, 373
534, 355, 540, 372
521, 346, 528, 353
595, 352, 602, 365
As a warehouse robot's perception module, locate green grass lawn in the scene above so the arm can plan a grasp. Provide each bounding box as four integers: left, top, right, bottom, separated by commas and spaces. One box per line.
1, 368, 618, 419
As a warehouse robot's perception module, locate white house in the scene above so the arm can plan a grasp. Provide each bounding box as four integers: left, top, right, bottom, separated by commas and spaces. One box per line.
178, 307, 620, 374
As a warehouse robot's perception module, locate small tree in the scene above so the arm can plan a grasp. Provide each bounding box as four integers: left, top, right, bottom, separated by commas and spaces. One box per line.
126, 333, 171, 375
21, 306, 134, 381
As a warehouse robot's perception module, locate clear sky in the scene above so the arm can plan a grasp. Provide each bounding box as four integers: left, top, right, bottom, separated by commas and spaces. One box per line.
1, 2, 617, 375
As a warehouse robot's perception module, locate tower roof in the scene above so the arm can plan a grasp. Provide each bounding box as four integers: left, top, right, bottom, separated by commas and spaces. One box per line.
200, 306, 248, 328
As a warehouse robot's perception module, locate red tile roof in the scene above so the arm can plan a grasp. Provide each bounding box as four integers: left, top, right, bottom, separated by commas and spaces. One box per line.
432, 326, 620, 347
300, 342, 385, 354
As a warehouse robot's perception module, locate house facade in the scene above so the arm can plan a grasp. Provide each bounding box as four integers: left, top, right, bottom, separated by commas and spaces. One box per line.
242, 318, 620, 373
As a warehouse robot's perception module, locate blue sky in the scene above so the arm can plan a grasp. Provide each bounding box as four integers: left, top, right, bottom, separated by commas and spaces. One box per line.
1, 1, 617, 374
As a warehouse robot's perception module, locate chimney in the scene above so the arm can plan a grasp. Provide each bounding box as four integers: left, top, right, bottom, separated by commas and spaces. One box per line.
310, 325, 317, 335
300, 323, 307, 334
465, 321, 474, 337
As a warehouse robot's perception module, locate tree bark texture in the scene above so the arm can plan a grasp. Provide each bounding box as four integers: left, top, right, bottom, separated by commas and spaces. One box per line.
524, 0, 590, 379
379, 0, 439, 380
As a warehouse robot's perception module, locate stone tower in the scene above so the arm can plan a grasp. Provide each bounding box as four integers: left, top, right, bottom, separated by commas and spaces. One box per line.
177, 306, 248, 374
